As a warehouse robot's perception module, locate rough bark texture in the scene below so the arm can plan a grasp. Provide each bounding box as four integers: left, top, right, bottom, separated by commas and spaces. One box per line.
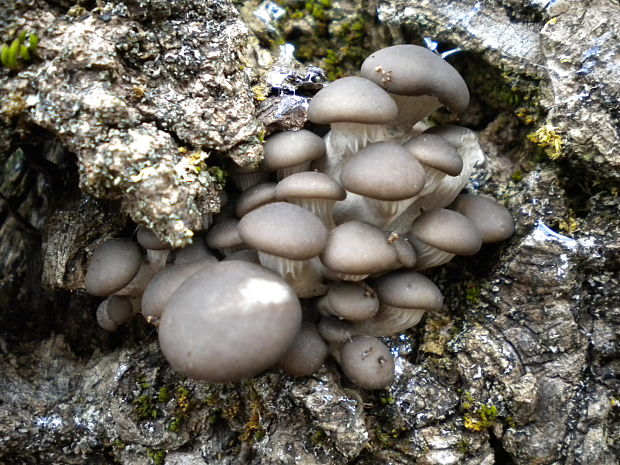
0, 1, 618, 464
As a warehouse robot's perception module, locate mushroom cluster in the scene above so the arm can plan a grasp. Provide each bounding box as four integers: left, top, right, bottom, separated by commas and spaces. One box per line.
83, 45, 514, 390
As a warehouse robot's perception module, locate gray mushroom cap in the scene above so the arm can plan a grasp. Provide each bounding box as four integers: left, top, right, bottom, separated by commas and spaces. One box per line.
238, 202, 328, 260
450, 194, 515, 243
360, 44, 469, 113
424, 124, 473, 148
326, 282, 380, 322
141, 259, 215, 318
172, 239, 218, 265
376, 270, 443, 310
137, 227, 169, 250
276, 171, 346, 201
277, 322, 329, 377
340, 336, 395, 389
96, 295, 134, 332
262, 130, 326, 171
235, 182, 277, 218
205, 218, 244, 253
410, 209, 482, 255
306, 76, 398, 124
318, 316, 357, 344
403, 133, 463, 176
84, 238, 142, 297
158, 261, 302, 383
321, 221, 399, 276
341, 142, 426, 201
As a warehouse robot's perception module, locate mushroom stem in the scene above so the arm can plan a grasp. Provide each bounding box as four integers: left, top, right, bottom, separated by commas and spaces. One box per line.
353, 305, 427, 337
257, 252, 327, 298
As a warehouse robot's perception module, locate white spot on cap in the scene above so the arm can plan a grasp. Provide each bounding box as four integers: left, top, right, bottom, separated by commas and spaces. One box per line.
240, 277, 291, 306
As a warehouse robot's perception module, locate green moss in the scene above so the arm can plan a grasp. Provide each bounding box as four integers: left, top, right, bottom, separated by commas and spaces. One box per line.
157, 387, 171, 403
1, 31, 39, 70
207, 166, 228, 184
464, 283, 481, 306
511, 169, 524, 183
133, 394, 160, 420
310, 428, 327, 445
147, 449, 166, 465
463, 403, 499, 432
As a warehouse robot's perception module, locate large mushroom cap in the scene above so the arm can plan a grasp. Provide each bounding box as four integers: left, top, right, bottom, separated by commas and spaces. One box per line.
340, 336, 395, 389
238, 202, 328, 260
376, 270, 443, 310
84, 238, 142, 296
361, 44, 469, 113
341, 142, 426, 201
321, 221, 398, 276
404, 133, 463, 176
262, 130, 326, 172
306, 76, 398, 124
450, 194, 515, 243
159, 261, 302, 383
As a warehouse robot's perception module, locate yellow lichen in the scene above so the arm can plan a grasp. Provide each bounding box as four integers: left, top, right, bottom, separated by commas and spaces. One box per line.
528, 124, 563, 160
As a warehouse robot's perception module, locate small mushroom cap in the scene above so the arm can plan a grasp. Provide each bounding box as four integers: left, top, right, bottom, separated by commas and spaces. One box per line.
318, 316, 357, 343
137, 227, 169, 250
262, 130, 326, 171
321, 221, 399, 276
307, 76, 398, 124
424, 124, 473, 148
360, 44, 469, 113
450, 194, 515, 243
385, 232, 417, 268
376, 270, 443, 310
222, 249, 260, 263
276, 171, 346, 201
403, 133, 463, 176
141, 259, 215, 318
410, 209, 482, 255
205, 218, 244, 252
159, 261, 302, 383
277, 322, 329, 377
341, 142, 426, 201
172, 239, 218, 265
235, 182, 277, 218
105, 295, 134, 324
238, 202, 328, 260
326, 282, 380, 322
340, 336, 395, 389
96, 295, 134, 331
84, 238, 142, 296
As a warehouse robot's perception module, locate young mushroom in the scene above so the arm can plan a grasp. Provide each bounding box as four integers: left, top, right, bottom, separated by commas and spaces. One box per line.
449, 194, 515, 243
306, 76, 398, 179
354, 270, 443, 336
277, 322, 329, 377
84, 238, 142, 297
262, 129, 326, 179
407, 209, 482, 269
275, 171, 346, 229
238, 202, 328, 297
339, 141, 426, 227
339, 336, 395, 390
